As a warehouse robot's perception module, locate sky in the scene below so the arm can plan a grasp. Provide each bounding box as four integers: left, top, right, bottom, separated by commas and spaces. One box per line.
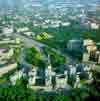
0, 0, 99, 8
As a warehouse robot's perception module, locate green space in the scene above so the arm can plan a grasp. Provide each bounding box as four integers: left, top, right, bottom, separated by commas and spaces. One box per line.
30, 26, 100, 52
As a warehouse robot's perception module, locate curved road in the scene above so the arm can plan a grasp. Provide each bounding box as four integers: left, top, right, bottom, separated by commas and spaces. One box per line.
13, 33, 46, 48
13, 33, 65, 57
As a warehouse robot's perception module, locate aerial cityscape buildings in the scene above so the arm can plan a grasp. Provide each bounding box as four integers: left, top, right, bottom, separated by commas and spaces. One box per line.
0, 0, 100, 100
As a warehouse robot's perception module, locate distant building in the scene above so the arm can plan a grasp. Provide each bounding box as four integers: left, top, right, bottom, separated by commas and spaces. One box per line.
67, 39, 83, 52
61, 22, 71, 27
3, 27, 13, 34
17, 27, 29, 33
67, 38, 83, 60
90, 23, 99, 29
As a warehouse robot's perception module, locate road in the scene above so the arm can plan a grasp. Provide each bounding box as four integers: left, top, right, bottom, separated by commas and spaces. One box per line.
13, 33, 66, 57
13, 33, 46, 48
0, 63, 17, 77
0, 33, 46, 77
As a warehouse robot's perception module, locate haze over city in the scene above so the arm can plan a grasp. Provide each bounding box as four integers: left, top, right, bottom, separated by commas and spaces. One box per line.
0, 0, 100, 100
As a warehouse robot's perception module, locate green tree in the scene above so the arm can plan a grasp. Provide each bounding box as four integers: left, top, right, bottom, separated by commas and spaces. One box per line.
26, 47, 41, 67
13, 47, 21, 63
50, 51, 66, 68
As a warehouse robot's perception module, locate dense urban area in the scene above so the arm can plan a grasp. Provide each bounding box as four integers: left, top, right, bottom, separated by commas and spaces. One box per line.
0, 0, 100, 101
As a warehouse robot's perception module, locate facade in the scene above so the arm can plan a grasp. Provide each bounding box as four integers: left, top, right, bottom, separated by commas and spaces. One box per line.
83, 39, 100, 64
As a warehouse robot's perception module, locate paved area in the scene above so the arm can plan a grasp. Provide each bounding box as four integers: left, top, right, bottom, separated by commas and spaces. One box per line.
0, 63, 17, 77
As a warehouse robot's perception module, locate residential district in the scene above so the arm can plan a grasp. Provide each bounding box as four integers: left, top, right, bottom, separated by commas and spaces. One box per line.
0, 0, 100, 100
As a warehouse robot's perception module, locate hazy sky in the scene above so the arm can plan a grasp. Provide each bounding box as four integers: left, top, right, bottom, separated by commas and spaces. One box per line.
0, 0, 99, 8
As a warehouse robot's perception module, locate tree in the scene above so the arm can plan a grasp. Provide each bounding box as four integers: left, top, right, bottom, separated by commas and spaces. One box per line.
43, 46, 66, 68
50, 51, 66, 68
0, 84, 36, 101
13, 46, 21, 63
25, 47, 41, 67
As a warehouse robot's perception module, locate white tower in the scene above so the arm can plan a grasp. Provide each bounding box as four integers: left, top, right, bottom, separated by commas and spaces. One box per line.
45, 54, 52, 89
